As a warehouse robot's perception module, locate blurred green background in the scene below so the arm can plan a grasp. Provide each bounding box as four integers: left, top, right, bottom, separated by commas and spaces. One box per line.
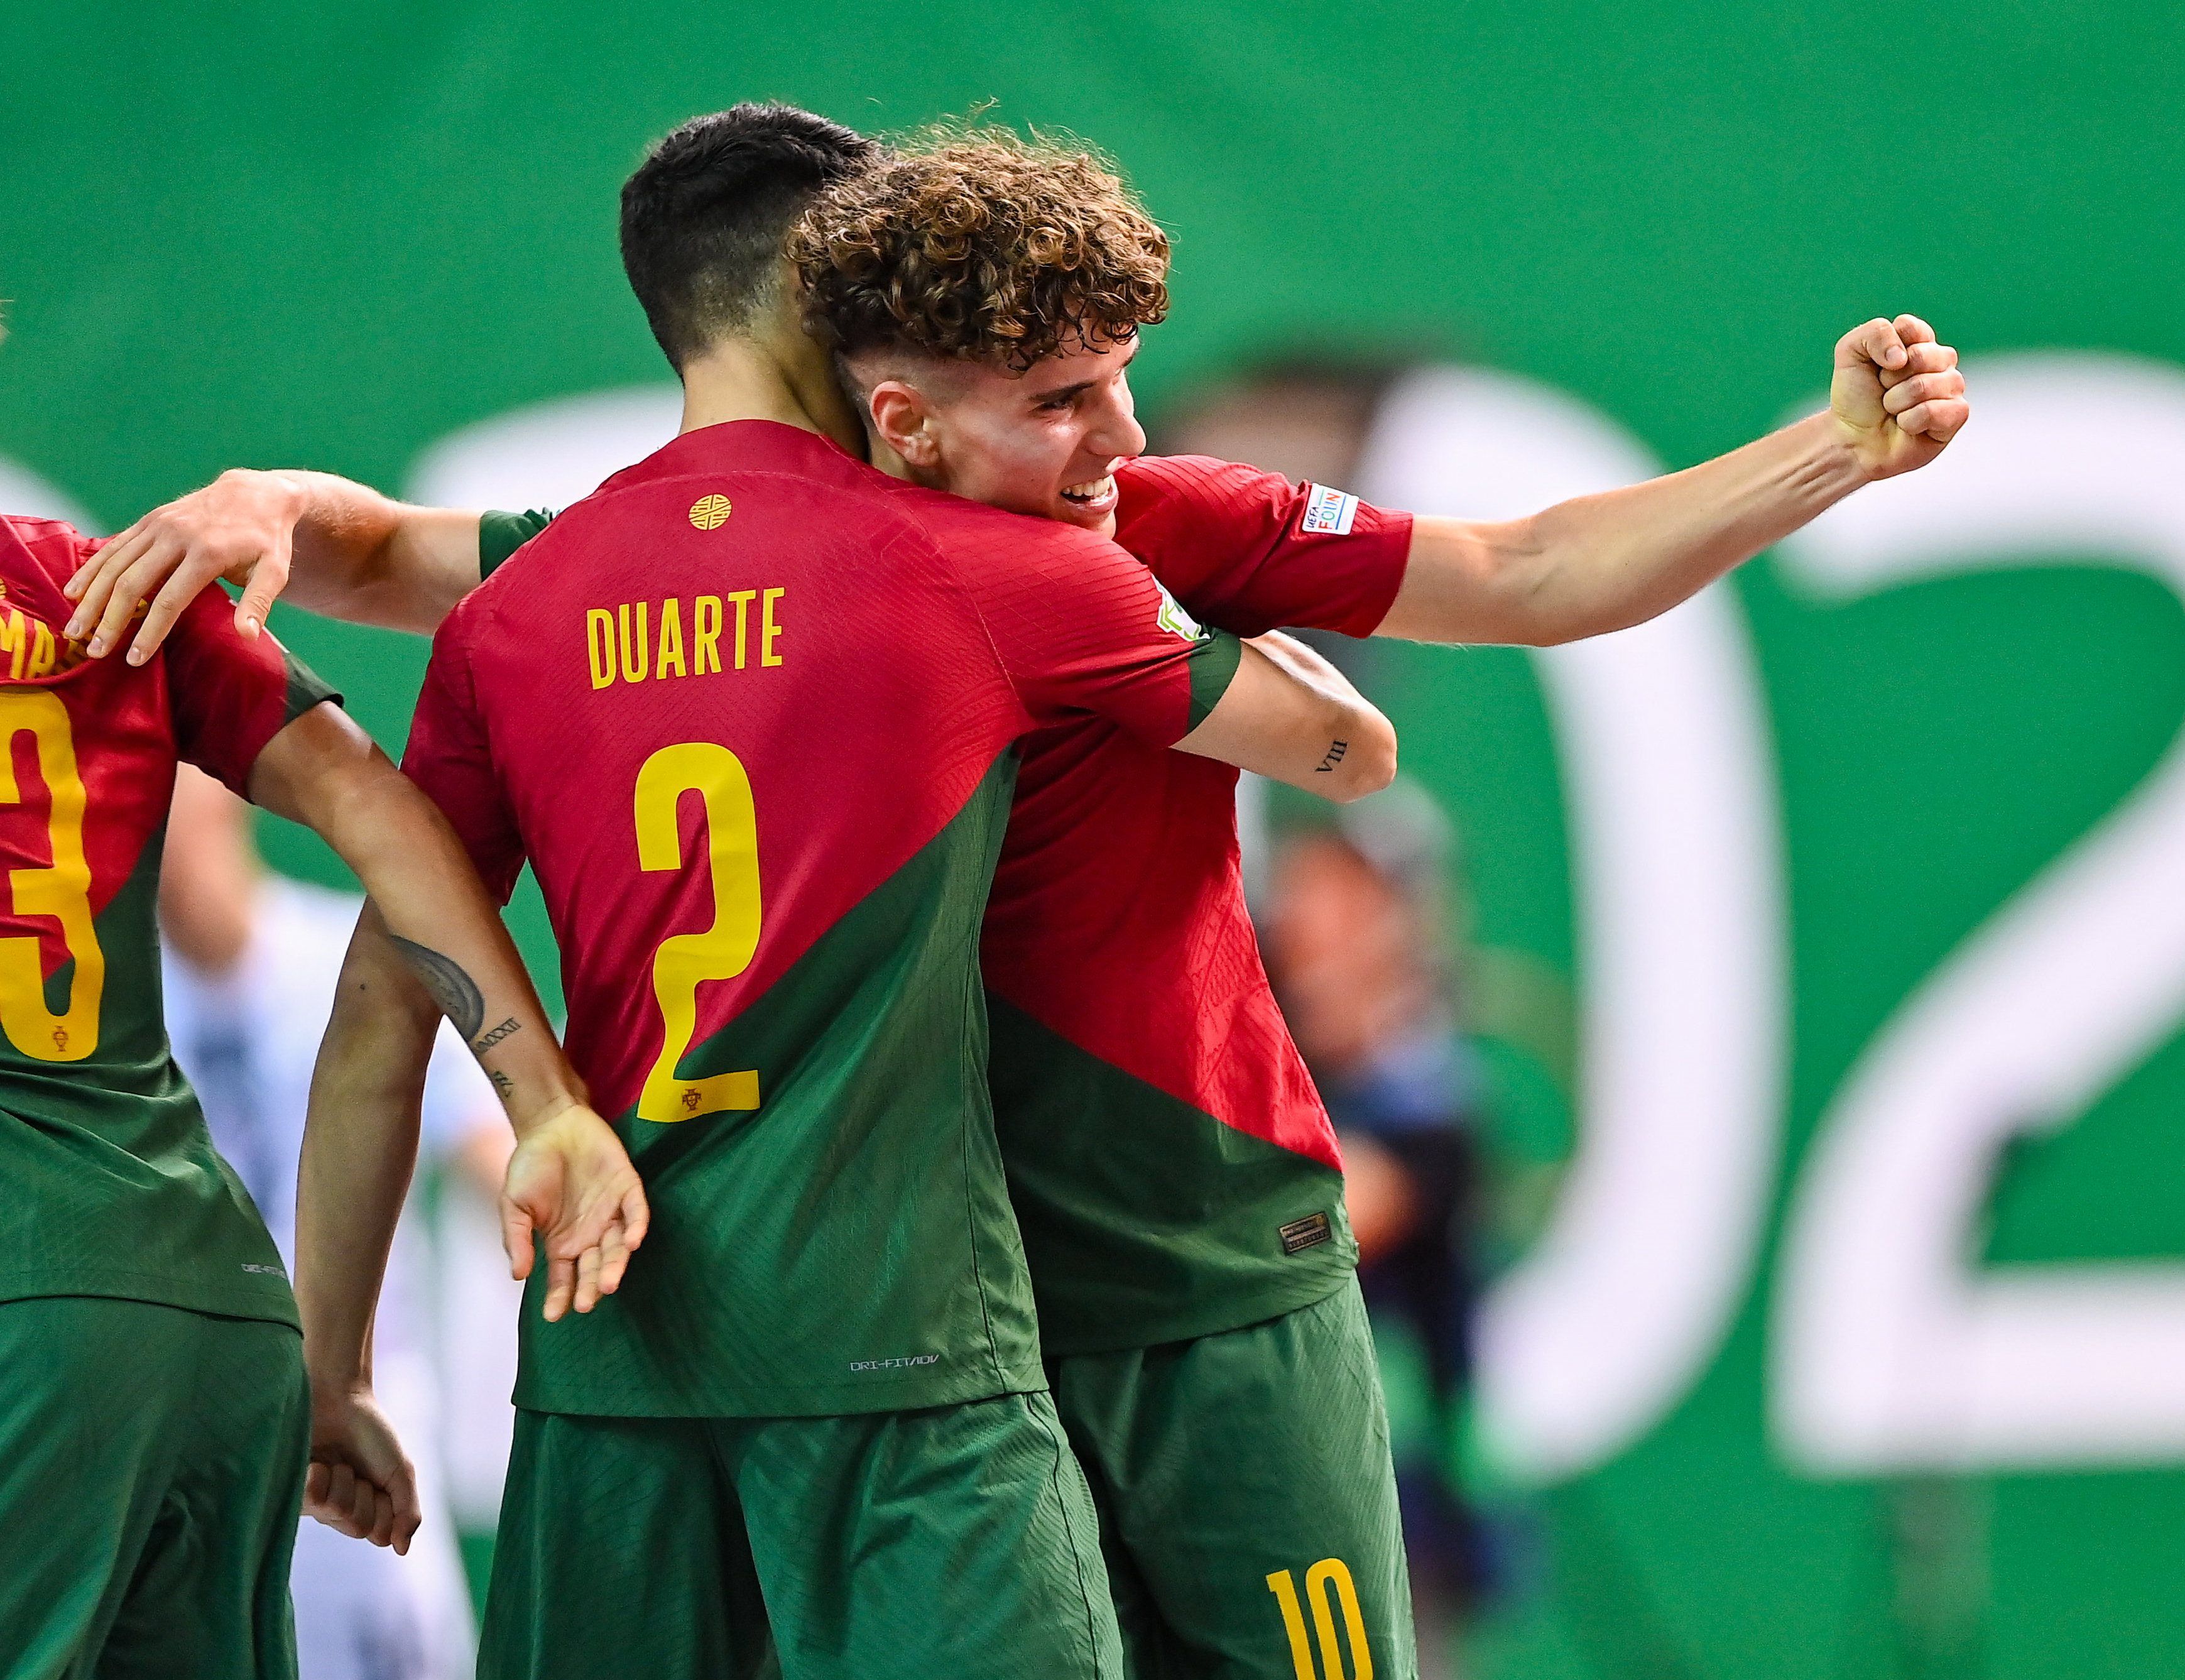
6, 6, 2182, 1676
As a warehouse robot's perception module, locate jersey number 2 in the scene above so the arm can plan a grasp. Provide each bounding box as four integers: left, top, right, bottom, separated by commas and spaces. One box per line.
633, 741, 761, 1122
0, 693, 104, 1062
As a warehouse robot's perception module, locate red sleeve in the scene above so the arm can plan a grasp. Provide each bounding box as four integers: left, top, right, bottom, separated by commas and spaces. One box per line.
1113, 455, 1414, 638
400, 617, 526, 905
940, 512, 1243, 745
163, 589, 342, 797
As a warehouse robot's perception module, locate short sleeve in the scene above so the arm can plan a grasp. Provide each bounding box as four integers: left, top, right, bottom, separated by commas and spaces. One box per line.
479, 509, 556, 580
164, 591, 343, 797
1113, 455, 1414, 639
945, 516, 1243, 745
401, 620, 527, 904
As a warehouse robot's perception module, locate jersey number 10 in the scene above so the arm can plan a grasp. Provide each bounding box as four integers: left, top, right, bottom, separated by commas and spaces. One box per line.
633, 741, 762, 1123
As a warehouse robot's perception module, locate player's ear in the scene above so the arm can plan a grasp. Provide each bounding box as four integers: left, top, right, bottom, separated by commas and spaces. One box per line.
868, 380, 940, 470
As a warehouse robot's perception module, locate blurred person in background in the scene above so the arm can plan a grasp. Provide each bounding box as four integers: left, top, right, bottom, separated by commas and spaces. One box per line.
1264, 783, 1487, 1664
160, 766, 499, 1680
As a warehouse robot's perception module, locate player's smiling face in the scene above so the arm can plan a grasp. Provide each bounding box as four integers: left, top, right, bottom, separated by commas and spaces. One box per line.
868, 336, 1147, 537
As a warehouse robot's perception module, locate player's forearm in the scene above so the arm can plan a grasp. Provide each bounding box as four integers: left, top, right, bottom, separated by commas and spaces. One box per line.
1179, 634, 1397, 802
262, 471, 483, 635
294, 910, 437, 1397
1379, 411, 1870, 645
250, 709, 589, 1133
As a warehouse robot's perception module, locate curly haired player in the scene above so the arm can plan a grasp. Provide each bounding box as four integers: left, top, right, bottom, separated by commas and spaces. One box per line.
783, 130, 1964, 1680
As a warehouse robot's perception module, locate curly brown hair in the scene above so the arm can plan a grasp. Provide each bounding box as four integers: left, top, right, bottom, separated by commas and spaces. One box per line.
788, 131, 1170, 373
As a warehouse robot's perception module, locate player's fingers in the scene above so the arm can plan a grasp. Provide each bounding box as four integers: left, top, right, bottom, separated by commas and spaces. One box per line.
1839, 316, 1908, 373
127, 560, 220, 666
66, 527, 157, 648
1897, 397, 1971, 440
542, 1252, 575, 1322
389, 1465, 422, 1557
1882, 369, 1966, 415
84, 537, 183, 660
319, 1463, 361, 1536
596, 1220, 631, 1297
303, 1459, 331, 1515
368, 1485, 398, 1550
1893, 313, 1937, 347
500, 1199, 535, 1282
1902, 340, 1957, 374
232, 530, 293, 640
63, 521, 149, 616
620, 1180, 651, 1253
573, 1243, 603, 1315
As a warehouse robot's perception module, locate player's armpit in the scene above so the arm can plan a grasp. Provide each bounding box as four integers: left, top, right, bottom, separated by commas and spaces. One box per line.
1175, 633, 1396, 802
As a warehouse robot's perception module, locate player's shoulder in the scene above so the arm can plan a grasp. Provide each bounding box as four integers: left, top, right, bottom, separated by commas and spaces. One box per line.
1, 513, 97, 591
872, 473, 1126, 575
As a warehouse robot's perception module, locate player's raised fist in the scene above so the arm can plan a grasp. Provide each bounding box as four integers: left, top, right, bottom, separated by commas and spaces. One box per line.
1830, 314, 1970, 481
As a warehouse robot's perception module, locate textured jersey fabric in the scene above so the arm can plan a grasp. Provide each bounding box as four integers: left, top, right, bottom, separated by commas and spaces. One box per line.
480, 455, 1414, 1359
983, 455, 1414, 1353
0, 515, 337, 1325
411, 421, 1241, 1419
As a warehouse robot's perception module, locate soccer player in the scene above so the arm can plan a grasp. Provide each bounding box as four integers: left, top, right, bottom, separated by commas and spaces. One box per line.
65, 116, 1966, 1680
0, 506, 638, 1677
89, 107, 1395, 1680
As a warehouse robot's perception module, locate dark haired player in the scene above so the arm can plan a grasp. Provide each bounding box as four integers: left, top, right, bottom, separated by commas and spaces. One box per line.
0, 506, 638, 1678
74, 104, 1393, 1680
70, 114, 1966, 1680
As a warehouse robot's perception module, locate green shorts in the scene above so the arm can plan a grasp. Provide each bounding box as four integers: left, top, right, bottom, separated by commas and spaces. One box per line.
479, 1388, 1123, 1680
0, 1295, 308, 1680
1050, 1276, 1416, 1680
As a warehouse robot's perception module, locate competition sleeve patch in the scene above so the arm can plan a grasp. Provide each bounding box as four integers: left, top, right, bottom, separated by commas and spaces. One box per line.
1299, 484, 1360, 536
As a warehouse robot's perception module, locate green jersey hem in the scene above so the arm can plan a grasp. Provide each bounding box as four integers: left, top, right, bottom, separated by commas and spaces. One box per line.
0, 1267, 299, 1331
512, 1355, 1049, 1421
479, 508, 556, 577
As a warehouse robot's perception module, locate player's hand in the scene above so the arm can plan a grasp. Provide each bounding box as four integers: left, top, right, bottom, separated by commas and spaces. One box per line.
61, 468, 304, 665
499, 1101, 651, 1323
304, 1387, 422, 1554
1829, 314, 1970, 481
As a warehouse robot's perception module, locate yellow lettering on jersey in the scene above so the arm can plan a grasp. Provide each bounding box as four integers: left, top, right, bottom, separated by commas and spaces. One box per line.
588, 594, 784, 688
633, 742, 761, 1122
0, 609, 25, 680
25, 623, 54, 681
761, 588, 785, 668
0, 693, 104, 1062
617, 601, 650, 684
656, 597, 687, 679
726, 590, 756, 670
586, 609, 616, 689
694, 597, 723, 675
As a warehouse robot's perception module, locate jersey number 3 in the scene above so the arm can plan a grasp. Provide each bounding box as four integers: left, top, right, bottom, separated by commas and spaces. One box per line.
0, 693, 104, 1062
634, 741, 761, 1123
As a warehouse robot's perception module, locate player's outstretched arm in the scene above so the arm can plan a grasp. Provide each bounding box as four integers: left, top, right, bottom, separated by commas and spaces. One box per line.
1178, 631, 1397, 802
251, 704, 647, 1548
1375, 314, 1971, 646
62, 469, 483, 664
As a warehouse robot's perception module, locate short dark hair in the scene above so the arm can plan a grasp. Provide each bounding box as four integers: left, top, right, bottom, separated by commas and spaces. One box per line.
621, 103, 878, 371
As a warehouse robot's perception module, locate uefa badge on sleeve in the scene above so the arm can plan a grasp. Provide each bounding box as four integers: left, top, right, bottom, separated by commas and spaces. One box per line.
1299, 484, 1359, 536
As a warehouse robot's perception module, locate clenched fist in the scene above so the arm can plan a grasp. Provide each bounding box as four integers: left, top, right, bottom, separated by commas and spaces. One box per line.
1831, 314, 1970, 481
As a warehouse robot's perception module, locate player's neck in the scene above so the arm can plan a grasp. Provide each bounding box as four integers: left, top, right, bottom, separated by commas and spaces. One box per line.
678, 337, 867, 458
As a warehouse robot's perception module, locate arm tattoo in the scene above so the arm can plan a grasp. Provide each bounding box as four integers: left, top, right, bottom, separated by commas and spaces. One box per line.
472, 1017, 523, 1055
388, 937, 486, 1042
1315, 739, 1349, 774
488, 1069, 515, 1103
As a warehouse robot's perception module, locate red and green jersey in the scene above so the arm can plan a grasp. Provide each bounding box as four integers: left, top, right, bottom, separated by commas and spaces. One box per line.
0, 516, 336, 1326
981, 456, 1413, 1353
413, 420, 1241, 1419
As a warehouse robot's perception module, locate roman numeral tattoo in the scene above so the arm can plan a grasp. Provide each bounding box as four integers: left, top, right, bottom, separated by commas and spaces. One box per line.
1315, 739, 1349, 773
